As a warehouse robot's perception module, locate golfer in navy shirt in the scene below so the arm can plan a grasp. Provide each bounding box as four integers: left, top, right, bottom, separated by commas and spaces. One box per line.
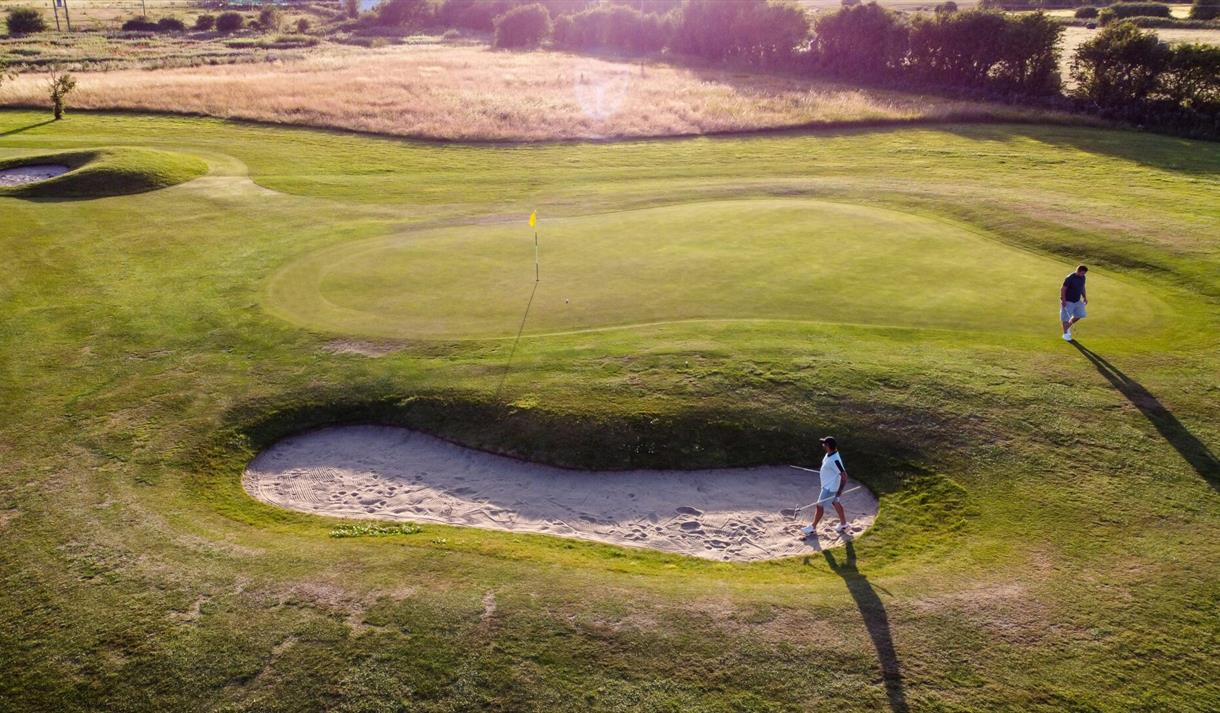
1060, 265, 1088, 341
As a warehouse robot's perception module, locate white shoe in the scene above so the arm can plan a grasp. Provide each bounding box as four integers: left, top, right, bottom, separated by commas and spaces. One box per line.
1062, 332, 1072, 341
800, 525, 815, 537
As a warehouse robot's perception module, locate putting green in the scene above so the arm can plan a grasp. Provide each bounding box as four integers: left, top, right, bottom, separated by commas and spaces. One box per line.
265, 198, 1167, 339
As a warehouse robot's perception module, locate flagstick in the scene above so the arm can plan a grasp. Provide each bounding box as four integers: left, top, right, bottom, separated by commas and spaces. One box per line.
534, 231, 539, 282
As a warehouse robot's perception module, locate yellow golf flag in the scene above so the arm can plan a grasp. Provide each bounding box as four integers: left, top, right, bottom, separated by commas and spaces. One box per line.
529, 210, 537, 228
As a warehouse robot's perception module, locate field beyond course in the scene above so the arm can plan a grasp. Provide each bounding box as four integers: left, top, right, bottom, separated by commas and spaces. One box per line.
1, 110, 1218, 711
0, 44, 1089, 140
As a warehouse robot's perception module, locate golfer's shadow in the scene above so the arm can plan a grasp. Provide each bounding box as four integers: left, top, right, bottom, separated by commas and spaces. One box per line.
821, 542, 909, 713
1072, 342, 1219, 492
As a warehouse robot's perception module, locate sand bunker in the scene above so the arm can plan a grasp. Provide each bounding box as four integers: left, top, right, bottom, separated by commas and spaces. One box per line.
0, 165, 69, 186
243, 426, 878, 561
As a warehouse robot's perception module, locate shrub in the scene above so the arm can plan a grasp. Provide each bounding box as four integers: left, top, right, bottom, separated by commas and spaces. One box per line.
258, 6, 282, 32
6, 7, 46, 34
194, 14, 215, 31
1105, 2, 1172, 20
812, 2, 908, 78
296, 17, 310, 33
377, 0, 430, 27
157, 17, 186, 32
1071, 21, 1170, 108
215, 11, 244, 33
935, 1, 958, 13
493, 3, 551, 49
1189, 0, 1219, 20
121, 16, 159, 31
1075, 6, 1099, 18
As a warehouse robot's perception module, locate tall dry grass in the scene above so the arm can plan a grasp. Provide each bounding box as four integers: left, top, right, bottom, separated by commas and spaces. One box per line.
0, 44, 1087, 141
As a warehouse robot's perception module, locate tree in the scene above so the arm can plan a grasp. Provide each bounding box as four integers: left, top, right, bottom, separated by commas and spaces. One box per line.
1071, 21, 1170, 109
344, 0, 360, 19
493, 3, 551, 49
440, 0, 517, 31
48, 69, 77, 121
672, 0, 810, 65
215, 11, 244, 34
993, 10, 1062, 94
908, 10, 1009, 87
1159, 43, 1220, 110
812, 2, 908, 79
377, 0, 430, 28
6, 7, 46, 35
194, 14, 215, 31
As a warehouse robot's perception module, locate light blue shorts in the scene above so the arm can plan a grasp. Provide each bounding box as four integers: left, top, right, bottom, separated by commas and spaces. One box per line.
818, 486, 839, 507
1060, 300, 1086, 322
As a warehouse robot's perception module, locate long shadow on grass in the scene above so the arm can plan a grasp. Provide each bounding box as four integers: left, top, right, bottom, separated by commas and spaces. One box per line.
822, 542, 908, 713
495, 281, 539, 398
0, 119, 56, 137
1072, 341, 1219, 491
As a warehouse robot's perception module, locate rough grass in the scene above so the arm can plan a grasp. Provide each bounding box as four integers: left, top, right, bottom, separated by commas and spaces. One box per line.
1, 110, 1218, 711
0, 44, 1095, 140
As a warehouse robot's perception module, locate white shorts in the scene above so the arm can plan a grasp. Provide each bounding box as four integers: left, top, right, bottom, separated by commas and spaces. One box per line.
1060, 300, 1086, 322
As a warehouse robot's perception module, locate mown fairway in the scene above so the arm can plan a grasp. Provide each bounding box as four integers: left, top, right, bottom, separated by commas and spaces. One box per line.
2, 111, 1218, 711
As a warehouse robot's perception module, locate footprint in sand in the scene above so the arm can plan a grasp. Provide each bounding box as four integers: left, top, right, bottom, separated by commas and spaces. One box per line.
679, 521, 701, 532
675, 506, 703, 516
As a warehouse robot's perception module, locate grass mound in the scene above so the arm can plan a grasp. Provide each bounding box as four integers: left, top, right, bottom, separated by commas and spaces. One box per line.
0, 147, 207, 199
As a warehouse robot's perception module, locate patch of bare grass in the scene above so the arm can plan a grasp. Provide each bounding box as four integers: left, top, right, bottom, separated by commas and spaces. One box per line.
0, 44, 1089, 140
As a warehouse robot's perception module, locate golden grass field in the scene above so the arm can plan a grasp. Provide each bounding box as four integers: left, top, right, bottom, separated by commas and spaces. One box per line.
0, 43, 1089, 140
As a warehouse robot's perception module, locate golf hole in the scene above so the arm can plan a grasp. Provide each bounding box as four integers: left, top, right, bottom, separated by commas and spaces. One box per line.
0, 164, 70, 187
243, 425, 880, 561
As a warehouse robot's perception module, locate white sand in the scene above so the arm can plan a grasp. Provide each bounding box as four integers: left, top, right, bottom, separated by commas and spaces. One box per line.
243, 426, 878, 561
0, 165, 69, 186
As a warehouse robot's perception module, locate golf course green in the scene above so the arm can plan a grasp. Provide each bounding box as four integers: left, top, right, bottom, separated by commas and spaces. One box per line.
266, 198, 1167, 339
1, 110, 1217, 711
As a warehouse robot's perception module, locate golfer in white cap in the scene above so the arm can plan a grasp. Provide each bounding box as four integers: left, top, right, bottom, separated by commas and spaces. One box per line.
802, 436, 850, 538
